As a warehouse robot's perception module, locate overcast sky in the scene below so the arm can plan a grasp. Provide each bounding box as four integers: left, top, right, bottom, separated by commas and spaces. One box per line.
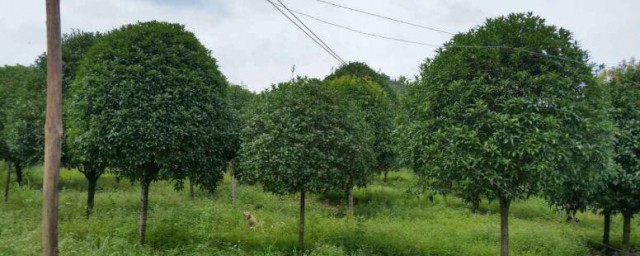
1, 0, 638, 92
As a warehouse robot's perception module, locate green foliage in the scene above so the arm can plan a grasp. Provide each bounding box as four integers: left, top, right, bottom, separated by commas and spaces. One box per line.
405, 12, 601, 204
224, 84, 255, 162
600, 59, 640, 215
326, 62, 398, 104
68, 21, 231, 191
543, 73, 615, 214
323, 76, 395, 176
237, 78, 374, 194
0, 65, 46, 166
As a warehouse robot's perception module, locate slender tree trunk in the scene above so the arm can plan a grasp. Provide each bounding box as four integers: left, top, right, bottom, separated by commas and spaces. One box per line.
230, 161, 237, 203
138, 178, 151, 246
86, 175, 98, 217
298, 189, 306, 256
15, 163, 23, 186
499, 197, 511, 256
4, 162, 11, 202
622, 212, 632, 256
189, 180, 194, 198
471, 198, 480, 213
383, 171, 388, 182
42, 0, 63, 255
602, 210, 611, 254
348, 186, 354, 212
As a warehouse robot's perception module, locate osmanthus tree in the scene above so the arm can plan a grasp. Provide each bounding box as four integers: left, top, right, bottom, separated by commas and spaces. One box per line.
223, 84, 255, 202
62, 31, 104, 216
326, 62, 398, 181
35, 30, 104, 216
543, 74, 615, 223
323, 75, 394, 211
404, 13, 602, 256
68, 21, 231, 245
602, 60, 640, 256
236, 78, 374, 256
0, 64, 46, 188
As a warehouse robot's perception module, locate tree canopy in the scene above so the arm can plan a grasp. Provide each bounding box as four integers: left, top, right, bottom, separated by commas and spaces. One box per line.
237, 78, 374, 255
0, 65, 46, 170
404, 12, 606, 256
326, 62, 398, 104
68, 21, 232, 244
323, 75, 394, 179
237, 78, 374, 194
601, 59, 640, 254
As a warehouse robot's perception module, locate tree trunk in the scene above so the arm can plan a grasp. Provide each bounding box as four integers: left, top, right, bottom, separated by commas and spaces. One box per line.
602, 210, 611, 254
230, 161, 237, 203
622, 212, 632, 256
138, 178, 151, 246
4, 162, 11, 202
472, 199, 480, 213
15, 163, 23, 186
348, 187, 354, 212
298, 189, 306, 256
86, 175, 98, 217
499, 197, 511, 256
42, 0, 63, 255
383, 171, 388, 182
189, 180, 194, 198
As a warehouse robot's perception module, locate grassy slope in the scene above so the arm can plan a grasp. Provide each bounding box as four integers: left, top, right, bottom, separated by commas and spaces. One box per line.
0, 165, 637, 256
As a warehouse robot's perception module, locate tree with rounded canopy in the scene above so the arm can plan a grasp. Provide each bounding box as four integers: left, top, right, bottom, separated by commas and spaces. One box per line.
61, 31, 104, 216
600, 59, 640, 256
35, 30, 104, 215
0, 64, 46, 188
404, 13, 606, 256
323, 75, 394, 211
326, 62, 397, 103
223, 84, 255, 202
68, 21, 231, 245
236, 78, 374, 256
325, 62, 398, 181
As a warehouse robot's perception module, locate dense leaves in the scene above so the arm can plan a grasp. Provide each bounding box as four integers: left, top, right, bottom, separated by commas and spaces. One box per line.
326, 62, 399, 104
404, 13, 607, 255
0, 65, 46, 169
323, 75, 394, 181
605, 60, 640, 214
223, 84, 255, 162
237, 78, 374, 195
68, 21, 231, 190
68, 21, 232, 244
406, 12, 600, 203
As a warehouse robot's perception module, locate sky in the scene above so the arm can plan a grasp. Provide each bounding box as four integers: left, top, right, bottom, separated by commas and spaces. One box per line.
1, 0, 638, 92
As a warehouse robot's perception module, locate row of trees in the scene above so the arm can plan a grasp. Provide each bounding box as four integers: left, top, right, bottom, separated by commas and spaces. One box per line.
1, 12, 638, 256
0, 21, 401, 252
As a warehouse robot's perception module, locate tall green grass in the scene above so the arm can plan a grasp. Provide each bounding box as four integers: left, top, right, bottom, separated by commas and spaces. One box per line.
0, 165, 637, 255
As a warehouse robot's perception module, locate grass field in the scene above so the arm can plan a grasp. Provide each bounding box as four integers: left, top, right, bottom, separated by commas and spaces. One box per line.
0, 165, 637, 256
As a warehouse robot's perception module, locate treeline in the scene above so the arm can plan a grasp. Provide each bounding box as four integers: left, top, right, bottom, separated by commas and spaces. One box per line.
0, 12, 639, 256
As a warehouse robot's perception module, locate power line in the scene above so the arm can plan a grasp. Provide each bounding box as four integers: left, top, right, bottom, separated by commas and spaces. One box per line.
281, 6, 440, 48
276, 0, 346, 64
283, 5, 584, 65
265, 0, 346, 65
315, 0, 455, 36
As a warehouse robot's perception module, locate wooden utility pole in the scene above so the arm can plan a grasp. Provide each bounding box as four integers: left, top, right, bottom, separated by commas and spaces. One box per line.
42, 0, 63, 255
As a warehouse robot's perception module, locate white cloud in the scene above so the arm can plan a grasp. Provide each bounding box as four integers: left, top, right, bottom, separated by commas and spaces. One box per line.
1, 0, 638, 92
